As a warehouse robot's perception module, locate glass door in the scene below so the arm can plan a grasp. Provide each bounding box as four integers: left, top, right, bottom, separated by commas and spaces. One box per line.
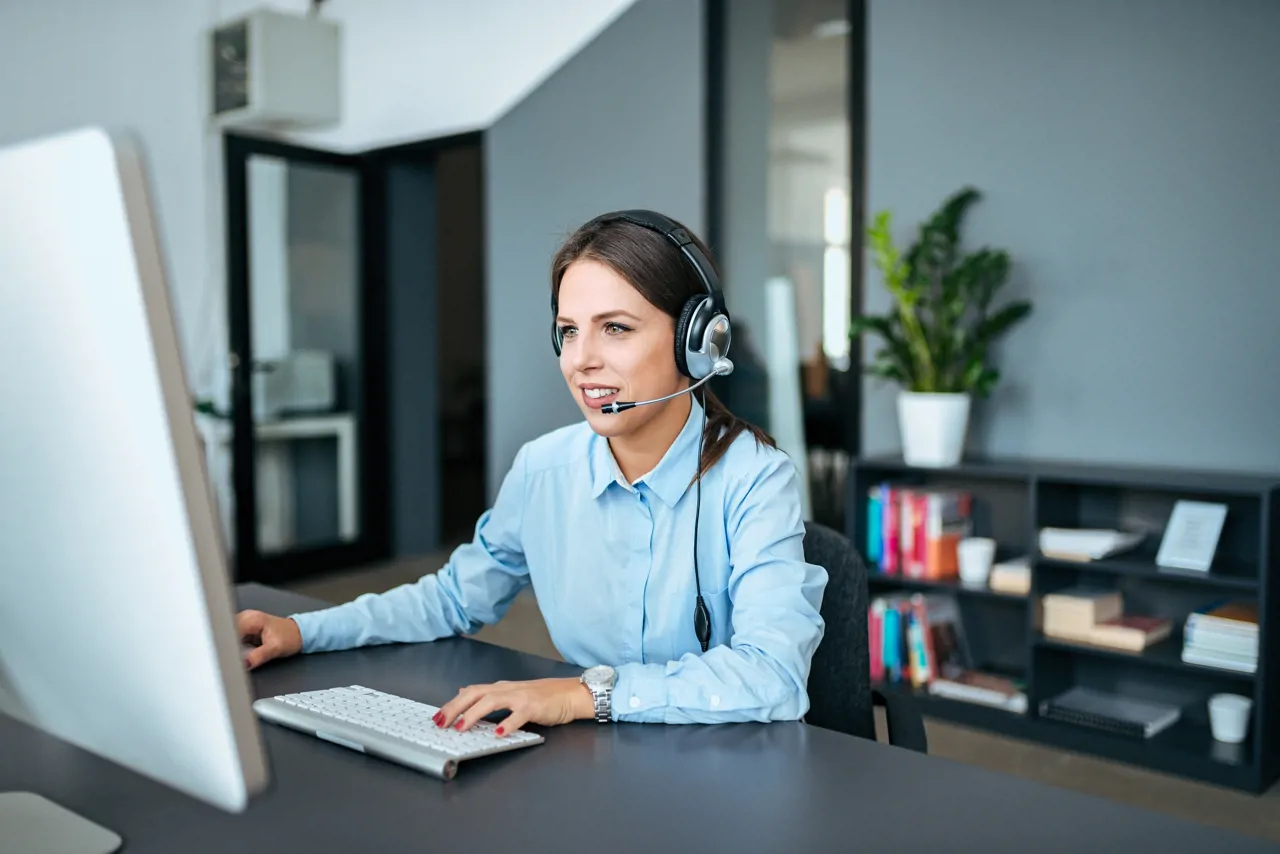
223, 133, 388, 584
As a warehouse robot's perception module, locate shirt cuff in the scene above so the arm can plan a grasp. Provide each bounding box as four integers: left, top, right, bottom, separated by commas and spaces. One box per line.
288, 608, 340, 653
611, 663, 670, 723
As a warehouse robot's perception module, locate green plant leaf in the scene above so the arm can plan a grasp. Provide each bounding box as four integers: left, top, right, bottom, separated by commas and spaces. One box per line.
851, 314, 916, 388
974, 300, 1032, 344
856, 187, 1030, 398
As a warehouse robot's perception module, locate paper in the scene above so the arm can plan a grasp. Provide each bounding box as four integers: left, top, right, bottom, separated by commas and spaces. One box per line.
1156, 501, 1227, 572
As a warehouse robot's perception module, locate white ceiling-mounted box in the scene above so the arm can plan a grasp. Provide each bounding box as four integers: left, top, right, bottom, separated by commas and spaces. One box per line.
210, 8, 341, 131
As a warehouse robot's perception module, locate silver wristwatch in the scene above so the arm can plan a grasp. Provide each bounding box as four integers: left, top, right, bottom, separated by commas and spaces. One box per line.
580, 665, 616, 724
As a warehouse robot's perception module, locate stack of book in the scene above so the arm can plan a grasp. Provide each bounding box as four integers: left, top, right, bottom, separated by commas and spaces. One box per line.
1038, 527, 1145, 561
1181, 600, 1258, 673
869, 591, 1027, 713
1041, 588, 1172, 652
869, 592, 966, 688
866, 485, 973, 579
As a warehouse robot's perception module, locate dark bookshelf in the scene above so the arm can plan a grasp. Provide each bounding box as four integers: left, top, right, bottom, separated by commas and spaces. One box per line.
1033, 633, 1257, 683
850, 454, 1279, 794
867, 573, 1028, 602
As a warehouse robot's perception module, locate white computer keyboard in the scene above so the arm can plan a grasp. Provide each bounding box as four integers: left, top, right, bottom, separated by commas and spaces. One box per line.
253, 685, 543, 781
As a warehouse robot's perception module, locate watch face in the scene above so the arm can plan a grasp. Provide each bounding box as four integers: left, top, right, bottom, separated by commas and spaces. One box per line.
583, 665, 615, 689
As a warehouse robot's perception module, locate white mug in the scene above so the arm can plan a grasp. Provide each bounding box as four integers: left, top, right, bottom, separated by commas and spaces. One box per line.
958, 537, 997, 585
1208, 693, 1252, 744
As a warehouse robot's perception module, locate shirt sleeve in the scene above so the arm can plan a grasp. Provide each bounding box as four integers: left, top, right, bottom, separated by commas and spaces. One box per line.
610, 452, 827, 723
289, 444, 532, 653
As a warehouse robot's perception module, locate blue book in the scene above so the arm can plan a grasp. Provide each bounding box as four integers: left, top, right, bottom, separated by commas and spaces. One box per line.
883, 604, 901, 683
867, 487, 883, 566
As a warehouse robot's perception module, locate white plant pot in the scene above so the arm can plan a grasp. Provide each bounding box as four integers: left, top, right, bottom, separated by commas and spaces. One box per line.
897, 391, 971, 467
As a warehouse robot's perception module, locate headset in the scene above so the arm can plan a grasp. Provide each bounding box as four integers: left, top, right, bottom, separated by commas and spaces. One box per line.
551, 209, 733, 385
550, 209, 734, 652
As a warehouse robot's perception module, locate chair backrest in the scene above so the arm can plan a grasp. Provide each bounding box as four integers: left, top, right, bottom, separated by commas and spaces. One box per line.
803, 520, 876, 740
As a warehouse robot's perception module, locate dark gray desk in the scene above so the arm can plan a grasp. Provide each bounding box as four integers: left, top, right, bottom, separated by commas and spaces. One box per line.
3, 584, 1274, 852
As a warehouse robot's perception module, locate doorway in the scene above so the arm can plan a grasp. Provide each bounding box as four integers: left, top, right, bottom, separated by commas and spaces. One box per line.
222, 133, 391, 584
222, 130, 486, 584
371, 132, 488, 554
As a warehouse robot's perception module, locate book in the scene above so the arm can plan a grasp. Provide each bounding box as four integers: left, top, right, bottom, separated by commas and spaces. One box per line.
866, 486, 883, 564
989, 555, 1031, 595
1038, 527, 1145, 561
1039, 686, 1181, 739
1041, 588, 1124, 641
928, 671, 1028, 714
1085, 615, 1172, 652
870, 592, 970, 687
868, 600, 884, 684
893, 488, 973, 580
1186, 600, 1259, 636
1180, 644, 1257, 673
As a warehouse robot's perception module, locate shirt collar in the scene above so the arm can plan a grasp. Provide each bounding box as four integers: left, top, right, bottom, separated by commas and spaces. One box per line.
588, 396, 705, 506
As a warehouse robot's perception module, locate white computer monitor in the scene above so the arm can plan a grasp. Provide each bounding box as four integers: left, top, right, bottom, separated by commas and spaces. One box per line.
0, 127, 268, 852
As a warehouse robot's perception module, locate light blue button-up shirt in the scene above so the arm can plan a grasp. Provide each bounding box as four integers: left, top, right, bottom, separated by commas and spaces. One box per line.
290, 398, 827, 723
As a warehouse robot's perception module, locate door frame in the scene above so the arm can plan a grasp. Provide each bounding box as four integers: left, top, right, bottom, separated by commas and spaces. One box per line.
222, 131, 390, 584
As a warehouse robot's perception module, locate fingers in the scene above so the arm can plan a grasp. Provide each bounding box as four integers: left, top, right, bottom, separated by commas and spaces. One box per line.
494, 708, 530, 737
436, 684, 511, 732
454, 694, 505, 733
236, 609, 266, 640
434, 684, 482, 730
243, 643, 276, 670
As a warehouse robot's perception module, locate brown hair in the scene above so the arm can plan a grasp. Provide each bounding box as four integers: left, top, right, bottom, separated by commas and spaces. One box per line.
551, 214, 776, 478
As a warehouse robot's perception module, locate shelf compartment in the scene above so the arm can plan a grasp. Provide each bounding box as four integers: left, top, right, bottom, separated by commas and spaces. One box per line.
873, 679, 1028, 722
876, 681, 1256, 790
1032, 715, 1255, 789
1035, 554, 1259, 591
868, 573, 1028, 602
1034, 478, 1265, 588
1033, 633, 1257, 683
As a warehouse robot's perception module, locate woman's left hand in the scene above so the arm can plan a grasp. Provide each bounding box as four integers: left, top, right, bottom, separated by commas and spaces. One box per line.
434, 677, 595, 736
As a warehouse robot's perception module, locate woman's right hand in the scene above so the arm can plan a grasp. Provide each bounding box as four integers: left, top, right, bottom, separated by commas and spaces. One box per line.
236, 609, 303, 670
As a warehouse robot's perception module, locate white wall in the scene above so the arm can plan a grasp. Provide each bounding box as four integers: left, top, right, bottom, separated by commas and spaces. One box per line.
0, 0, 641, 536
213, 0, 637, 151
0, 0, 224, 396
0, 0, 638, 403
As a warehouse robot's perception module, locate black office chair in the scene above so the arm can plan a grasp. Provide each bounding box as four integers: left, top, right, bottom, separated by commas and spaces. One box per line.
803, 521, 929, 753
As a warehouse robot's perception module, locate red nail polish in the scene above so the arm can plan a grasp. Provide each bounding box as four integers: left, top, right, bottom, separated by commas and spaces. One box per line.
495, 726, 505, 736
432, 712, 443, 727
454, 719, 464, 730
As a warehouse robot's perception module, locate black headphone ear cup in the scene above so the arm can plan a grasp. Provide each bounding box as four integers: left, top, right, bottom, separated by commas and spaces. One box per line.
551, 321, 562, 356
673, 295, 704, 379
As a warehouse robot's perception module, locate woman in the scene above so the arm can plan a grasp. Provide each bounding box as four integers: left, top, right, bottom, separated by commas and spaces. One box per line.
237, 210, 827, 736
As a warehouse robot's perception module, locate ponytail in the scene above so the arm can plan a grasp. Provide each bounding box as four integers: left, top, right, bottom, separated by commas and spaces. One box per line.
694, 388, 776, 481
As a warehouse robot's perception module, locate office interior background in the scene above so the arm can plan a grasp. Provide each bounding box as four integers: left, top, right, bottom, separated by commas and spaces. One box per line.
3, 0, 1279, 841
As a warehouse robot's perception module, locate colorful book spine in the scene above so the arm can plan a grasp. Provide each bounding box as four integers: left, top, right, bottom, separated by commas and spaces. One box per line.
867, 486, 883, 566
868, 601, 885, 684
883, 603, 901, 683
882, 486, 900, 576
902, 491, 928, 579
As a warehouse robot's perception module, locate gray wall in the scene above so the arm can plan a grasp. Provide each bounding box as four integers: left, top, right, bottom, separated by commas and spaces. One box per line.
864, 0, 1280, 472
484, 0, 705, 498
387, 161, 441, 555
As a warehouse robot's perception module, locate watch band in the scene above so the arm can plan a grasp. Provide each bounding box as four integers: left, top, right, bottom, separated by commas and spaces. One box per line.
591, 685, 612, 724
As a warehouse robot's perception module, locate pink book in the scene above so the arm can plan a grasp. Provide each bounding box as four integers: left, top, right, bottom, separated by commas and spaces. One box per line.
882, 487, 899, 575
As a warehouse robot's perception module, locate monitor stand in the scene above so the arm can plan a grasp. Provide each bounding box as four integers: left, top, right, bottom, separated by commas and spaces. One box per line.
0, 792, 122, 854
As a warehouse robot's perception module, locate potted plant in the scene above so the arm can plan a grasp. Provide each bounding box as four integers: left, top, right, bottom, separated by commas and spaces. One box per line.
852, 187, 1031, 467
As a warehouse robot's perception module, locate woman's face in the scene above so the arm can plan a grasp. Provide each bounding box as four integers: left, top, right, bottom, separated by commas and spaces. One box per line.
556, 258, 687, 439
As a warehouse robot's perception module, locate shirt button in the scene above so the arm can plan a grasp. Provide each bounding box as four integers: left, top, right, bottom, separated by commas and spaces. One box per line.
710, 695, 721, 708
629, 696, 640, 709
